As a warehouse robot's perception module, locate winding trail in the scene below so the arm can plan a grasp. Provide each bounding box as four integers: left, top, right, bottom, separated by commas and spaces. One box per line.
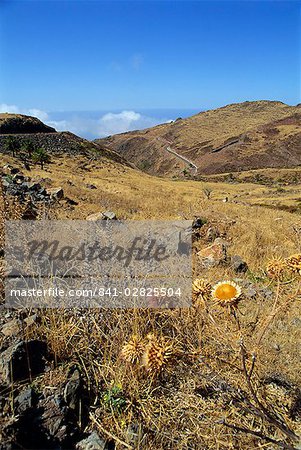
157, 137, 198, 175
166, 146, 198, 174
157, 135, 241, 176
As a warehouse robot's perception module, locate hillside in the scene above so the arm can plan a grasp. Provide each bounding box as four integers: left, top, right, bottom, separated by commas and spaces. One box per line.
0, 113, 56, 134
1, 150, 301, 449
0, 114, 131, 166
96, 101, 301, 176
1, 108, 301, 450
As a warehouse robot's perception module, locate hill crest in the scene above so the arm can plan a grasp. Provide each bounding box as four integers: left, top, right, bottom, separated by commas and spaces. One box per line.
96, 100, 301, 176
0, 113, 56, 134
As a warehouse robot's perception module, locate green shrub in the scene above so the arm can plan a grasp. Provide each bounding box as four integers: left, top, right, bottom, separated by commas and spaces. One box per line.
32, 148, 51, 169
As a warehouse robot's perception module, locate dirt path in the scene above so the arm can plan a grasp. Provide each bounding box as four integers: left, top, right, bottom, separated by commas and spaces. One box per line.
157, 137, 198, 175
157, 135, 242, 175
166, 145, 198, 174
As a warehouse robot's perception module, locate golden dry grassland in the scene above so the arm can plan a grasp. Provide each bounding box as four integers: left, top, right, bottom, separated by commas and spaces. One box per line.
1, 153, 301, 449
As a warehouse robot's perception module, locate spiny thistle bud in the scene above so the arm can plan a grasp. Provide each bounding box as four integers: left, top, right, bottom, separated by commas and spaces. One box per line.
266, 257, 287, 280
121, 335, 145, 364
142, 334, 174, 375
286, 254, 301, 275
192, 278, 212, 302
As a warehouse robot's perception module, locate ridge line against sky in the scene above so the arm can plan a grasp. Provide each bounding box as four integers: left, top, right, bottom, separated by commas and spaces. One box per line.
0, 0, 300, 138
0, 103, 180, 138
0, 100, 297, 140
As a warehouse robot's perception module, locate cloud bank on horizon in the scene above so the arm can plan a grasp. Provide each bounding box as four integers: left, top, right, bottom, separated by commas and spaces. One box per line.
0, 104, 171, 139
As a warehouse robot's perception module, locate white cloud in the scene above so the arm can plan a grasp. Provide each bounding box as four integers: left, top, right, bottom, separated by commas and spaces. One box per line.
97, 110, 142, 135
0, 104, 171, 138
48, 110, 163, 138
0, 104, 49, 122
27, 108, 49, 122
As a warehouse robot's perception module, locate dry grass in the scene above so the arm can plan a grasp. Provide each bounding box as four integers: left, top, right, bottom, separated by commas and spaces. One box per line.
98, 101, 301, 176
1, 154, 301, 449
4, 152, 301, 218
100, 101, 299, 150
26, 272, 301, 449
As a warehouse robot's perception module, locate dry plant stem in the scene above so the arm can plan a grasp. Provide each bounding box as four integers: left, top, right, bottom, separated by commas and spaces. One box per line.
248, 353, 256, 380
201, 357, 298, 449
232, 309, 241, 332
89, 413, 133, 449
221, 420, 298, 450
257, 280, 280, 346
20, 318, 33, 384
257, 281, 300, 346
240, 342, 299, 443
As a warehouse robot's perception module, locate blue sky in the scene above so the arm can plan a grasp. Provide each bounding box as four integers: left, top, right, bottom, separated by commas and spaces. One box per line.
0, 0, 300, 138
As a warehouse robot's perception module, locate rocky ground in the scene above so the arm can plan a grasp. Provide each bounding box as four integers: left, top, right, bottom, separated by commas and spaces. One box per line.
1, 169, 301, 448
1, 114, 301, 448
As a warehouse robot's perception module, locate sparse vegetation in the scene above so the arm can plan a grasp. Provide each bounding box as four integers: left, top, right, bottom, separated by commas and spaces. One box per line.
4, 135, 20, 157
32, 147, 51, 169
18, 257, 301, 449
102, 384, 127, 413
98, 101, 301, 177
1, 101, 301, 449
21, 139, 36, 157
203, 187, 213, 200
138, 160, 152, 171
2, 162, 301, 448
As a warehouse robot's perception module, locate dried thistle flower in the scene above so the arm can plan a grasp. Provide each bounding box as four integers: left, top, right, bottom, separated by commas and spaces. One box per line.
286, 254, 301, 275
142, 334, 174, 375
266, 257, 287, 280
192, 278, 212, 302
211, 280, 242, 309
121, 335, 145, 364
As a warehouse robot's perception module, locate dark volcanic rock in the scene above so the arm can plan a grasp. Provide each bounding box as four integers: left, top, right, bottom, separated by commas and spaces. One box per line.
192, 217, 206, 230
0, 340, 48, 383
38, 394, 80, 445
2, 174, 51, 206
65, 197, 79, 206
5, 393, 81, 449
63, 367, 81, 410
14, 387, 37, 415
230, 255, 248, 273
